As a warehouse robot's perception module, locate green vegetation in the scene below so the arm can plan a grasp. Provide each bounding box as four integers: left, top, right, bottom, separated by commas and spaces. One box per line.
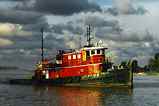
145, 71, 159, 76
132, 53, 159, 76
120, 53, 159, 76
147, 53, 159, 72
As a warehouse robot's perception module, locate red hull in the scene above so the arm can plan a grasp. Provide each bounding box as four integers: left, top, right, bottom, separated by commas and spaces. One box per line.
49, 63, 103, 79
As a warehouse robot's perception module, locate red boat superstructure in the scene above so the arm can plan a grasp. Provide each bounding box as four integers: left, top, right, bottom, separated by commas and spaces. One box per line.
34, 25, 110, 80
38, 47, 107, 79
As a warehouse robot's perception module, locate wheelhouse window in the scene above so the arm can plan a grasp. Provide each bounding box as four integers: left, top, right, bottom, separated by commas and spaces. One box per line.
91, 50, 95, 55
77, 54, 81, 59
97, 49, 100, 54
86, 51, 90, 57
56, 55, 62, 60
102, 49, 105, 55
68, 55, 71, 60
73, 55, 76, 59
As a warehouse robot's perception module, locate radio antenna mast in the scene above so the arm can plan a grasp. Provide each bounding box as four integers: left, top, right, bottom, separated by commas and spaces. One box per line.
86, 25, 93, 47
41, 28, 44, 63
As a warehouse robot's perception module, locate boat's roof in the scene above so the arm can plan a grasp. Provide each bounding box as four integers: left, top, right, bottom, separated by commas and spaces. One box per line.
81, 46, 108, 51
57, 46, 108, 55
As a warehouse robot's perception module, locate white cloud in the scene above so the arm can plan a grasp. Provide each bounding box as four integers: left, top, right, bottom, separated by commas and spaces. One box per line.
0, 23, 32, 36
0, 38, 13, 46
113, 0, 133, 14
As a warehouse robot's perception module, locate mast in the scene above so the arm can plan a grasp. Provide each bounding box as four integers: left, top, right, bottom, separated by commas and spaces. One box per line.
86, 25, 91, 46
41, 28, 44, 63
86, 25, 94, 47
79, 35, 82, 48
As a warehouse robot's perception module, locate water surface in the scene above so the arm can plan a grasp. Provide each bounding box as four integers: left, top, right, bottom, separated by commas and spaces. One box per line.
0, 72, 159, 106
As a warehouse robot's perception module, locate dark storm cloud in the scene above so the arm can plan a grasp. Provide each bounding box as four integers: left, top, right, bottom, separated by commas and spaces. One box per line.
23, 21, 50, 32
119, 33, 154, 42
0, 0, 25, 1
0, 9, 42, 25
0, 8, 50, 49
3, 33, 66, 50
97, 29, 154, 42
52, 23, 83, 35
16, 0, 101, 15
0, 9, 50, 32
34, 0, 101, 15
51, 15, 120, 35
84, 16, 119, 27
0, 0, 49, 31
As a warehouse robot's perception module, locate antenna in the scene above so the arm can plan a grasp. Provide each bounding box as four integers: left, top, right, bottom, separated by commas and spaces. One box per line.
79, 35, 82, 48
41, 28, 44, 63
86, 25, 93, 47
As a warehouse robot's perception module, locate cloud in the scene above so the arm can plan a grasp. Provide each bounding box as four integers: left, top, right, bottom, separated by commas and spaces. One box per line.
0, 0, 25, 1
0, 23, 33, 37
51, 13, 120, 35
0, 0, 158, 67
16, 0, 101, 15
113, 0, 133, 14
0, 9, 43, 25
84, 15, 118, 27
0, 9, 50, 37
0, 2, 49, 49
106, 0, 147, 15
97, 30, 154, 42
0, 38, 13, 46
52, 23, 83, 35
49, 12, 156, 46
0, 23, 18, 35
45, 10, 159, 66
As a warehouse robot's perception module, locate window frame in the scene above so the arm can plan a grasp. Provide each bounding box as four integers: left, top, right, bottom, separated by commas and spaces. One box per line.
91, 49, 95, 55
97, 49, 100, 54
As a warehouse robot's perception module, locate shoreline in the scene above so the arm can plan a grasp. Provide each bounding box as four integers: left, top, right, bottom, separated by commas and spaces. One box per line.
134, 72, 159, 77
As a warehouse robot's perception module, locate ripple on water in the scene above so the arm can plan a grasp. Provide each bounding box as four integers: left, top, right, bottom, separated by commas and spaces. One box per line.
0, 76, 158, 106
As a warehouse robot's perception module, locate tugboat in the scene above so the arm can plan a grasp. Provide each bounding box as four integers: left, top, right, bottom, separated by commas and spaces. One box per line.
10, 25, 133, 88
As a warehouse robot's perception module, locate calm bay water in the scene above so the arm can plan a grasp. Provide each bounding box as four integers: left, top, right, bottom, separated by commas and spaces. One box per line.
0, 71, 159, 106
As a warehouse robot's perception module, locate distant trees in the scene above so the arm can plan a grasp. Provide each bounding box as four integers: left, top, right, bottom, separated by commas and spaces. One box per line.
131, 60, 139, 72
120, 59, 139, 72
117, 53, 159, 73
148, 53, 159, 72
119, 53, 159, 73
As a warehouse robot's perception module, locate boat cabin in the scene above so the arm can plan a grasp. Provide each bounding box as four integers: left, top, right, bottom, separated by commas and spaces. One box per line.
55, 47, 107, 67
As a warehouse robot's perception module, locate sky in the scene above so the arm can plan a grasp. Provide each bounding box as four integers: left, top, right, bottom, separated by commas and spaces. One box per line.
0, 0, 159, 69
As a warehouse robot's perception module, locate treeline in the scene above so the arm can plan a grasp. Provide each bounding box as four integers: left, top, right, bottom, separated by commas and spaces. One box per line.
131, 53, 159, 72
119, 53, 159, 73
145, 53, 159, 72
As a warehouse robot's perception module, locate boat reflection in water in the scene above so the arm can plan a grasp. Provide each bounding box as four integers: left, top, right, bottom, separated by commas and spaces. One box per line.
33, 86, 133, 106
